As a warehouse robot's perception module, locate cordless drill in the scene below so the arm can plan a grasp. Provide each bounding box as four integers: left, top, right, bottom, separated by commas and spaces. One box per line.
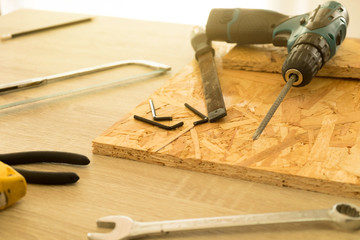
206, 1, 349, 139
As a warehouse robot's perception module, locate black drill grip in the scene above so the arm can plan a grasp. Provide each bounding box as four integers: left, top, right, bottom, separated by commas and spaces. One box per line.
190, 26, 214, 60
206, 8, 289, 44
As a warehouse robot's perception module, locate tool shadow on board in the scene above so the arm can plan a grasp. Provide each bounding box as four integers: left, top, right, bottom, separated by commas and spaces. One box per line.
204, 0, 349, 139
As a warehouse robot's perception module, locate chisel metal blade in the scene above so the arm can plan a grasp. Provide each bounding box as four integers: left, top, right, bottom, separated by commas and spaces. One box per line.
197, 51, 226, 122
191, 26, 227, 122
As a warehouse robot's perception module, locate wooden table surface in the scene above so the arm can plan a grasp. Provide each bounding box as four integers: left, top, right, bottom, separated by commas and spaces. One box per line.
1, 9, 360, 240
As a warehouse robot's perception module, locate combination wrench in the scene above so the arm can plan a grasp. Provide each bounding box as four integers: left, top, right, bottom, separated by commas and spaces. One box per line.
88, 202, 360, 240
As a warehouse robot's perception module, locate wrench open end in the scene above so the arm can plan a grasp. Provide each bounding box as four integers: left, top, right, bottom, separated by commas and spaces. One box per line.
88, 216, 135, 240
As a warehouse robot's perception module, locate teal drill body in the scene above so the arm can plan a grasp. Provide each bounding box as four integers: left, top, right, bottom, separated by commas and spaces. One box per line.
273, 1, 348, 57
206, 1, 349, 86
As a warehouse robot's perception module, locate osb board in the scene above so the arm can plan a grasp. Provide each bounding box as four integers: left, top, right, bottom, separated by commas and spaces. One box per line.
93, 42, 360, 199
222, 38, 360, 79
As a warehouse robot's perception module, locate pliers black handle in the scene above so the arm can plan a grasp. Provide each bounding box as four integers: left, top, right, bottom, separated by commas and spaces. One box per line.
0, 151, 90, 185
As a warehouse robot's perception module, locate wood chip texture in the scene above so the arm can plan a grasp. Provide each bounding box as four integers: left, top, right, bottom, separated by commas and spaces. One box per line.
93, 39, 360, 199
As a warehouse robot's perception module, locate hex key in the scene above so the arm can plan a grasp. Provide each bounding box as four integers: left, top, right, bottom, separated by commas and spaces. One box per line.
134, 115, 183, 130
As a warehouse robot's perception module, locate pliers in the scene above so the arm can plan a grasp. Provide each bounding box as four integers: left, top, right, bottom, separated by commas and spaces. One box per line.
0, 151, 90, 185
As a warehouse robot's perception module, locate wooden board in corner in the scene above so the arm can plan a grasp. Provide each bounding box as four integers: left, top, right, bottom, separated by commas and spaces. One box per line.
222, 38, 360, 79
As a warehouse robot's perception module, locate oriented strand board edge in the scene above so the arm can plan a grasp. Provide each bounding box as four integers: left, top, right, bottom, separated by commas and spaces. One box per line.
222, 60, 360, 79
92, 141, 360, 199
222, 38, 360, 79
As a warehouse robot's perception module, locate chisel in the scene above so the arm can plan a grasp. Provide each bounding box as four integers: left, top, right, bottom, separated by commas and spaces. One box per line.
190, 26, 226, 122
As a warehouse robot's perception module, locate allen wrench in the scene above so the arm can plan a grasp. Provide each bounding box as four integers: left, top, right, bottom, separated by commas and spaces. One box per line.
184, 103, 208, 126
134, 115, 183, 130
134, 103, 208, 130
149, 99, 172, 121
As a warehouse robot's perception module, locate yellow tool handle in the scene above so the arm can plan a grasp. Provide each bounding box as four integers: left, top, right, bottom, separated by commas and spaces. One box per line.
0, 162, 27, 210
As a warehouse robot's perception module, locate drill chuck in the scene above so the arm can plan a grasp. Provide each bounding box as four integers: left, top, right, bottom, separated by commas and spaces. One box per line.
282, 42, 323, 87
278, 1, 348, 87
282, 32, 331, 87
282, 44, 320, 87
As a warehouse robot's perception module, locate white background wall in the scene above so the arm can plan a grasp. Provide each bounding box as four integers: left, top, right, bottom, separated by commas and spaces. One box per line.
1, 0, 359, 38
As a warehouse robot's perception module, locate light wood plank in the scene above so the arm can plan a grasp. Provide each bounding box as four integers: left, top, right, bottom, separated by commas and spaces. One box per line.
94, 40, 360, 199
